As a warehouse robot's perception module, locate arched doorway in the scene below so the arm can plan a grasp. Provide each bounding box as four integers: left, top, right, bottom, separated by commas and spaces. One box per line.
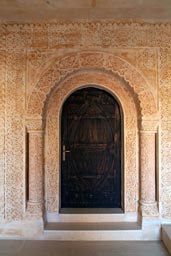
41, 70, 140, 219
60, 87, 123, 211
26, 51, 158, 222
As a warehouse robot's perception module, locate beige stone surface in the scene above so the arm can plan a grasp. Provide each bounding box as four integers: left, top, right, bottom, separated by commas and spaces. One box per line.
0, 219, 43, 239
162, 224, 171, 255
0, 240, 168, 256
0, 48, 5, 220
0, 20, 171, 239
1, 1, 171, 21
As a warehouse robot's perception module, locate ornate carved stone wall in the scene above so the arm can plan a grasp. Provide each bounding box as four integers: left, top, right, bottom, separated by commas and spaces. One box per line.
0, 26, 6, 220
159, 48, 171, 218
5, 50, 26, 220
1, 20, 171, 221
27, 51, 157, 118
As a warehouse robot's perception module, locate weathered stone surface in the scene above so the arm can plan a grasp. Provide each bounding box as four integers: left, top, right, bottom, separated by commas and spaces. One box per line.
5, 50, 26, 220
0, 20, 171, 225
2, 1, 171, 21
0, 49, 5, 220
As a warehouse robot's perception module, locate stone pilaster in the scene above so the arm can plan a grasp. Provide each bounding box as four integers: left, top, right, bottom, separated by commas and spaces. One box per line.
140, 119, 159, 217
26, 119, 44, 217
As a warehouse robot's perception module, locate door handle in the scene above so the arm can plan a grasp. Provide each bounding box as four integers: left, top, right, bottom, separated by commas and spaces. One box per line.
63, 145, 70, 161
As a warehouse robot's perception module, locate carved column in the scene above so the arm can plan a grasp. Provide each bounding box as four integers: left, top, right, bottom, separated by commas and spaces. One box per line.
26, 119, 44, 217
140, 120, 159, 217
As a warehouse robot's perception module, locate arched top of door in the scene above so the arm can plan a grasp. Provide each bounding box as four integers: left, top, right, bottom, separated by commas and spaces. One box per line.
26, 51, 158, 122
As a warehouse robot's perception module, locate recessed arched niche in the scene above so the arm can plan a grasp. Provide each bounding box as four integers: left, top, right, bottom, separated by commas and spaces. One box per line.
44, 71, 139, 219
26, 51, 158, 222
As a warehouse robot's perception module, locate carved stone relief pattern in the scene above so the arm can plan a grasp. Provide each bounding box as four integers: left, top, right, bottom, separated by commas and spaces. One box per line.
49, 23, 82, 49
28, 133, 43, 203
140, 133, 156, 202
45, 72, 138, 213
26, 119, 43, 131
26, 49, 48, 97
159, 47, 171, 218
159, 48, 171, 88
1, 20, 171, 220
160, 86, 171, 218
111, 49, 158, 93
160, 128, 171, 218
5, 50, 26, 220
0, 50, 6, 219
32, 24, 48, 49
6, 25, 33, 50
45, 100, 60, 212
26, 49, 61, 101
125, 116, 138, 212
4, 22, 171, 50
27, 51, 157, 119
0, 26, 6, 50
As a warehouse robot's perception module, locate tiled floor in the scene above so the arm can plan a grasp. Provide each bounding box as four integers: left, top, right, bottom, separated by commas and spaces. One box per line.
0, 240, 169, 256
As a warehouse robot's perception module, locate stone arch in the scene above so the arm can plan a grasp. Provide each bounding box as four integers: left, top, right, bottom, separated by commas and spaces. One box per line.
25, 51, 159, 219
44, 71, 138, 215
27, 51, 157, 118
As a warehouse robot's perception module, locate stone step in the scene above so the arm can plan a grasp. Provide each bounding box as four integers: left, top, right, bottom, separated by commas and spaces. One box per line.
43, 222, 143, 241
161, 224, 171, 255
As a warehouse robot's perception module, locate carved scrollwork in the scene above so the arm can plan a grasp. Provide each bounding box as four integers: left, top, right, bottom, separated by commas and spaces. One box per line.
27, 51, 157, 119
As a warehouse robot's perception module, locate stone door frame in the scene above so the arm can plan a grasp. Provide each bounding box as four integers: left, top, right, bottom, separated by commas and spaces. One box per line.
25, 51, 159, 220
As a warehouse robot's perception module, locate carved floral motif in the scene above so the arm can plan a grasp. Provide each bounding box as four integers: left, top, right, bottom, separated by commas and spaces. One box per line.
27, 51, 157, 119
3, 21, 171, 50
1, 20, 171, 220
159, 48, 171, 87
160, 86, 171, 218
5, 50, 26, 220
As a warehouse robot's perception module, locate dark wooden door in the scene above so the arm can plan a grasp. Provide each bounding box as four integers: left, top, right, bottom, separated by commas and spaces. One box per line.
61, 87, 122, 209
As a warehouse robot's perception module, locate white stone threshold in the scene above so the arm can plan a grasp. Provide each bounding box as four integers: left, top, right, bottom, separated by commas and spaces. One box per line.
43, 222, 142, 241
0, 218, 162, 241
46, 212, 138, 223
45, 221, 141, 231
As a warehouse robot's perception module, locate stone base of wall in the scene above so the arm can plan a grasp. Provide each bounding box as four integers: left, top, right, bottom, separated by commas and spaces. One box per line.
0, 219, 44, 239
141, 217, 162, 240
0, 216, 164, 241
